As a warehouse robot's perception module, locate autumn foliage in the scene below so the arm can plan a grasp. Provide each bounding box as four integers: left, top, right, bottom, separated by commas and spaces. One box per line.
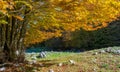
0, 0, 120, 63
25, 0, 120, 45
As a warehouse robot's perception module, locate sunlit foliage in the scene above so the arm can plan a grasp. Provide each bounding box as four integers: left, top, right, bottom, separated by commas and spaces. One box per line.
25, 0, 120, 45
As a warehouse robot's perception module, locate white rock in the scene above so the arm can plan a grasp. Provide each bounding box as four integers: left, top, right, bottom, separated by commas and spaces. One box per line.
116, 50, 120, 54
93, 68, 96, 71
100, 50, 106, 53
112, 50, 116, 53
93, 67, 97, 72
106, 47, 112, 52
40, 53, 44, 58
69, 60, 75, 64
39, 52, 47, 58
15, 50, 19, 56
93, 52, 98, 55
58, 63, 63, 66
0, 67, 6, 71
48, 69, 54, 72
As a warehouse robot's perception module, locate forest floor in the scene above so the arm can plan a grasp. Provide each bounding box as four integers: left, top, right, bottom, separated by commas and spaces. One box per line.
0, 47, 120, 72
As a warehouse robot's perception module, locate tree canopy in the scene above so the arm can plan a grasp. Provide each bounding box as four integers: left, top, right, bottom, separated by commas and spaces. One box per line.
0, 0, 120, 45
25, 0, 120, 45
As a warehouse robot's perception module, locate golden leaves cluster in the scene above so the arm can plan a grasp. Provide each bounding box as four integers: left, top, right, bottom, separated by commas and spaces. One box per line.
0, 0, 14, 14
25, 0, 120, 45
53, 0, 120, 31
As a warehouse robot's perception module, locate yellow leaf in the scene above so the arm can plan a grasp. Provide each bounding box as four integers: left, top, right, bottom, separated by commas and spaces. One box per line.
13, 15, 23, 21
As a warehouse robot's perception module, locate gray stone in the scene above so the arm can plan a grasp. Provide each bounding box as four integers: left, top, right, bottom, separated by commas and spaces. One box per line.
58, 63, 63, 66
99, 50, 106, 53
0, 67, 6, 71
111, 50, 116, 53
115, 50, 120, 54
93, 68, 96, 71
15, 50, 19, 56
117, 50, 120, 53
48, 69, 54, 72
93, 52, 98, 55
112, 50, 118, 54
39, 52, 47, 58
106, 47, 112, 52
69, 60, 75, 64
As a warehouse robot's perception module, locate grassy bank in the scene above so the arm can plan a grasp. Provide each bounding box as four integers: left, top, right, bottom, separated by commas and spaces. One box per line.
24, 46, 120, 72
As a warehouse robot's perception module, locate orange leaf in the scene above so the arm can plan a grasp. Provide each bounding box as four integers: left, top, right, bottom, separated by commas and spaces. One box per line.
13, 15, 23, 21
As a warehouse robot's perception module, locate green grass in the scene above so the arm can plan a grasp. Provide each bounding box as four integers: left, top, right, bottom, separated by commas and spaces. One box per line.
25, 46, 120, 72
38, 52, 76, 60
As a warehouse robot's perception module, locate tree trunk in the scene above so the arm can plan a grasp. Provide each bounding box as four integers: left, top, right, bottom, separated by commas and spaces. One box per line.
0, 15, 28, 63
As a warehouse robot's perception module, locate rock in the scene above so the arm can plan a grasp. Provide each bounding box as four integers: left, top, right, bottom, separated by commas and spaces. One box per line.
114, 50, 120, 54
116, 50, 120, 54
93, 67, 97, 72
69, 60, 75, 65
15, 50, 19, 56
93, 52, 98, 55
111, 50, 116, 53
106, 47, 112, 52
0, 67, 6, 71
48, 69, 54, 72
99, 50, 106, 53
93, 68, 96, 71
39, 52, 47, 58
58, 63, 63, 66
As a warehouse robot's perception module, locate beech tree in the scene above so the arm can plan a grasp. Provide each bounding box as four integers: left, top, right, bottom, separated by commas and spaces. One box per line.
0, 0, 32, 63
0, 0, 120, 63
